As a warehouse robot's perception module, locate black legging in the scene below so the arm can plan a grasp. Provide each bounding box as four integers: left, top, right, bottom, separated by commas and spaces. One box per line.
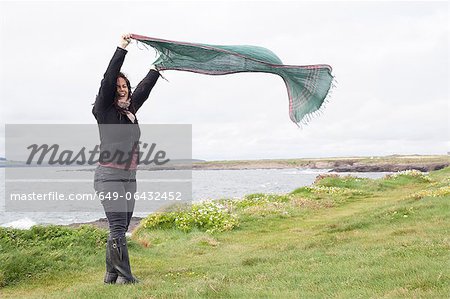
94, 165, 136, 239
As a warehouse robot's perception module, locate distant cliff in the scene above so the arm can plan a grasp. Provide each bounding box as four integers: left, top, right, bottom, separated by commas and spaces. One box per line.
192, 155, 450, 172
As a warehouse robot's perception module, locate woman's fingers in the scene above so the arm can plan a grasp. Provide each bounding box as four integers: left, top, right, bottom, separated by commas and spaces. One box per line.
119, 34, 132, 49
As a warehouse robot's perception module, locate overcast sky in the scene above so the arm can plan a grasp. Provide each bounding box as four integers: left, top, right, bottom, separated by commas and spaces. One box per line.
0, 1, 448, 160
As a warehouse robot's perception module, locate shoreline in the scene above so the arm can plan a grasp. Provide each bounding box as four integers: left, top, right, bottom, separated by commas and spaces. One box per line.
66, 156, 450, 230
2, 155, 449, 230
192, 155, 449, 172
2, 155, 448, 172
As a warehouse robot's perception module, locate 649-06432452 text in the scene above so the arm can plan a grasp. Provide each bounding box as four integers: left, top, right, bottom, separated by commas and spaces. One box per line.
9, 191, 184, 201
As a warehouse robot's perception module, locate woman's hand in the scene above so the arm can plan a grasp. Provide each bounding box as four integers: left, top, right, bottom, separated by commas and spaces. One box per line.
119, 33, 132, 49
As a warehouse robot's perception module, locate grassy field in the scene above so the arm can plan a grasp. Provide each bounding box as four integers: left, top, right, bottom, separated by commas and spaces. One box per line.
1, 168, 449, 298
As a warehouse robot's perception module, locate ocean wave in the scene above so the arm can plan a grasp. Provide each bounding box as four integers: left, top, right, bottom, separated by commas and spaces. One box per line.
1, 217, 37, 230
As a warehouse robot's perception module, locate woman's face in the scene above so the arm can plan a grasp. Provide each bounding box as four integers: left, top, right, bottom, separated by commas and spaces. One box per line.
116, 77, 129, 104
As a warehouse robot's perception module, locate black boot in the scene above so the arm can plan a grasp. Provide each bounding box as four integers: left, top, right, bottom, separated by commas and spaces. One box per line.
110, 236, 139, 284
104, 238, 118, 284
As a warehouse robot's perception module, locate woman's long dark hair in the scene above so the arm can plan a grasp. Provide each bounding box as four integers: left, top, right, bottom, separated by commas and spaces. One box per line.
114, 72, 136, 114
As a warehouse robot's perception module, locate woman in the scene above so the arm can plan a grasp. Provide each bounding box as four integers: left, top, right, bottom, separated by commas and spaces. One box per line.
92, 34, 159, 284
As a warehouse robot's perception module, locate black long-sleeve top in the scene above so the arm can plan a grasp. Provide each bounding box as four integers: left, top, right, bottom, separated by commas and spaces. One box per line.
92, 47, 159, 168
92, 47, 159, 123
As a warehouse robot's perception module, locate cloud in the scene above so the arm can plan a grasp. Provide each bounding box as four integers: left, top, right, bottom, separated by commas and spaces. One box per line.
0, 1, 448, 159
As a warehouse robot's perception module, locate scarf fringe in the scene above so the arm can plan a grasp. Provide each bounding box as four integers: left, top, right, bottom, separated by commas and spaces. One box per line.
296, 76, 337, 129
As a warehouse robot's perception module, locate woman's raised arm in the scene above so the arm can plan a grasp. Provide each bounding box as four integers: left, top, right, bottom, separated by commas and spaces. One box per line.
93, 34, 132, 113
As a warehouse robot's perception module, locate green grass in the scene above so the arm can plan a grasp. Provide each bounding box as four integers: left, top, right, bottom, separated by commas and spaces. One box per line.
0, 225, 107, 288
1, 168, 449, 298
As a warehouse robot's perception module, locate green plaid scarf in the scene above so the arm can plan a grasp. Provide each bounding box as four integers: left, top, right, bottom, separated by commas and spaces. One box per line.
132, 34, 333, 125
